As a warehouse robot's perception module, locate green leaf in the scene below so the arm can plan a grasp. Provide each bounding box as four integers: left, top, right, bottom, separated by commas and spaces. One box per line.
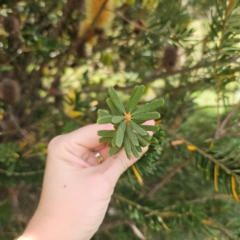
109, 146, 121, 156
142, 133, 152, 141
136, 145, 143, 153
108, 86, 126, 114
112, 116, 125, 124
98, 130, 115, 137
129, 120, 148, 136
126, 85, 145, 113
132, 99, 164, 116
99, 137, 112, 143
136, 134, 150, 147
126, 125, 139, 146
149, 137, 159, 144
116, 121, 127, 147
106, 98, 122, 115
98, 109, 109, 117
124, 135, 132, 159
131, 144, 140, 158
140, 125, 159, 132
132, 112, 160, 122
97, 115, 114, 124
111, 133, 117, 147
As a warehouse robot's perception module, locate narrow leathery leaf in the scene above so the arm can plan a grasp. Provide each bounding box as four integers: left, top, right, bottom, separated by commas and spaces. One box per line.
124, 135, 131, 159
97, 115, 113, 124
140, 125, 159, 132
132, 165, 143, 185
136, 134, 150, 147
132, 99, 164, 115
149, 137, 158, 144
132, 112, 160, 122
116, 121, 127, 147
98, 109, 109, 117
106, 98, 121, 115
214, 165, 219, 192
109, 146, 121, 156
129, 120, 148, 136
108, 86, 126, 114
126, 125, 139, 146
111, 133, 117, 147
142, 132, 152, 141
99, 137, 112, 143
131, 144, 140, 158
231, 176, 240, 202
98, 130, 115, 137
136, 145, 142, 153
112, 116, 125, 124
126, 85, 145, 112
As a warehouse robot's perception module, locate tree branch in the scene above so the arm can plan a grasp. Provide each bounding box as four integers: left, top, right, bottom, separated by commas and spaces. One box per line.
146, 159, 190, 197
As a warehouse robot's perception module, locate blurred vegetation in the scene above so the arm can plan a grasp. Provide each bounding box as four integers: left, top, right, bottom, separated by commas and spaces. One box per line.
0, 0, 240, 239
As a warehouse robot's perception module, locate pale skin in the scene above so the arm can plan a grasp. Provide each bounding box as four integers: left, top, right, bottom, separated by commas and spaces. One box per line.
17, 121, 153, 240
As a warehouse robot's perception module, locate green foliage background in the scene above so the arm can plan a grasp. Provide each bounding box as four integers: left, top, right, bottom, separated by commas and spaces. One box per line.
0, 0, 240, 239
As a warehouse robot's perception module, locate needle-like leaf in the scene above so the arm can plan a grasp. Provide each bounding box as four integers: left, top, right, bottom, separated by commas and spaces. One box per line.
109, 146, 121, 156
99, 137, 112, 143
106, 98, 122, 115
132, 112, 160, 122
98, 109, 109, 117
98, 130, 115, 137
126, 125, 139, 146
132, 99, 164, 116
112, 116, 125, 124
129, 120, 148, 136
140, 125, 159, 132
131, 144, 140, 158
126, 85, 145, 113
108, 86, 126, 114
116, 121, 127, 147
97, 115, 114, 124
136, 134, 150, 147
124, 135, 132, 159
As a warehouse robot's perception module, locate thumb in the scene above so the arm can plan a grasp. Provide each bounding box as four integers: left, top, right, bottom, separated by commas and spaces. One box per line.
100, 145, 149, 186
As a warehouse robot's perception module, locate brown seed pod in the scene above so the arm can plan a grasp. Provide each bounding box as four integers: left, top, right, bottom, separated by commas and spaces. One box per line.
2, 16, 19, 34
0, 79, 21, 104
161, 46, 178, 73
67, 0, 85, 11
7, 32, 23, 52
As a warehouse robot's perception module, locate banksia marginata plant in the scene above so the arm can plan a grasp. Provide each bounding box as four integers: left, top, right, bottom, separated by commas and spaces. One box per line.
161, 45, 178, 73
97, 85, 164, 159
0, 79, 21, 104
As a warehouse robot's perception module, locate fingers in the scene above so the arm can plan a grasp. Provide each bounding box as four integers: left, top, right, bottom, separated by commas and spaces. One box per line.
67, 123, 114, 150
99, 120, 155, 184
100, 146, 149, 185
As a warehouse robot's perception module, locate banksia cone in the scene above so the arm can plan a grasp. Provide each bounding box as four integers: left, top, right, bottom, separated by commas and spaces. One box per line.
161, 46, 178, 73
0, 79, 21, 104
97, 85, 164, 159
2, 16, 19, 34
67, 0, 84, 11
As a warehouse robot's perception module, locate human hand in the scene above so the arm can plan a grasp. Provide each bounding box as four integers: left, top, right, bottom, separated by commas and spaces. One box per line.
18, 121, 154, 240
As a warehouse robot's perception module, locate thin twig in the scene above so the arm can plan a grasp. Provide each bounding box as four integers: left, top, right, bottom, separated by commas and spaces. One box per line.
146, 159, 190, 197
0, 168, 44, 176
100, 220, 128, 231
161, 125, 240, 181
163, 194, 233, 211
204, 222, 237, 240
214, 101, 240, 139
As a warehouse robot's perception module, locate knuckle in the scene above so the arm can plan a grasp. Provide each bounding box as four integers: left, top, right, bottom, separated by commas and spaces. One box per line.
47, 135, 65, 153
